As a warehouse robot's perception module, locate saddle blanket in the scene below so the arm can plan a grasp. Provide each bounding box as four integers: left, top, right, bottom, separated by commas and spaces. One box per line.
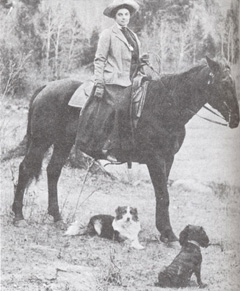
68, 79, 94, 108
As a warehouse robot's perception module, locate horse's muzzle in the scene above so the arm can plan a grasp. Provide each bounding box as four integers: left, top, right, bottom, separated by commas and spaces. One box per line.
229, 113, 240, 128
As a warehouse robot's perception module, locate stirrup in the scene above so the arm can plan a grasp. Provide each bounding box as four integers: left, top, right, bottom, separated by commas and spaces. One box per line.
106, 154, 118, 163
102, 149, 118, 163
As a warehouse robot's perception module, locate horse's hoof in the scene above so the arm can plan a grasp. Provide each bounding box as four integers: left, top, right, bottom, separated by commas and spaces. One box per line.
160, 230, 178, 243
55, 220, 67, 230
159, 235, 168, 243
13, 219, 28, 227
199, 283, 207, 289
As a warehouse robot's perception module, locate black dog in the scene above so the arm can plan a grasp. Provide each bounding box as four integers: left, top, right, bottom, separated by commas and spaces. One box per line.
155, 225, 209, 288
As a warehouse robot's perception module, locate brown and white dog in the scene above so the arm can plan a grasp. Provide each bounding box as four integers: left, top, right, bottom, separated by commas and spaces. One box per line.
65, 206, 144, 250
155, 225, 209, 288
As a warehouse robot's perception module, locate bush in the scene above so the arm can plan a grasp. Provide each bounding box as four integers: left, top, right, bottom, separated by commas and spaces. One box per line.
0, 43, 31, 97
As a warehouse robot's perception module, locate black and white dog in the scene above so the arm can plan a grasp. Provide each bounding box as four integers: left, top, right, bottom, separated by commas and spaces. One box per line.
65, 206, 144, 250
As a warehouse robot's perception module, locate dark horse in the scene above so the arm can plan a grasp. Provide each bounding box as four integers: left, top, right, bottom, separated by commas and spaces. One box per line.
13, 57, 239, 242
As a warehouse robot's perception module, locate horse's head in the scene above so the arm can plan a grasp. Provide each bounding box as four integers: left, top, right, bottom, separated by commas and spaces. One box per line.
205, 56, 239, 128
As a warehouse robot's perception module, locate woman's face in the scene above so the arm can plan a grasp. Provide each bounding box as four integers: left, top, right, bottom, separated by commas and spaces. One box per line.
114, 8, 130, 27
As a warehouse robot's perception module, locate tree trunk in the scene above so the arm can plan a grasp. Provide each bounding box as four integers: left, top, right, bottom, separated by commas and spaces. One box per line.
54, 22, 62, 79
46, 10, 51, 80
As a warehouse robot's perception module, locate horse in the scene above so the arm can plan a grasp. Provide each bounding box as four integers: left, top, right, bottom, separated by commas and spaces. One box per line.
12, 57, 239, 243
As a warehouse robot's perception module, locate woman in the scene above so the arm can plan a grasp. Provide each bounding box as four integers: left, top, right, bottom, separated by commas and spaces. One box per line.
76, 0, 148, 162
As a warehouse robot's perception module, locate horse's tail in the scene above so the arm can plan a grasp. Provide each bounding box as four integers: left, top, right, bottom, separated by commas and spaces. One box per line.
25, 85, 46, 151
2, 85, 46, 161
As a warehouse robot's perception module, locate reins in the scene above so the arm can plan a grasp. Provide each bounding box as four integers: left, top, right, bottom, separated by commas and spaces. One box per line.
144, 62, 229, 127
191, 108, 228, 127
200, 105, 228, 126
202, 105, 225, 120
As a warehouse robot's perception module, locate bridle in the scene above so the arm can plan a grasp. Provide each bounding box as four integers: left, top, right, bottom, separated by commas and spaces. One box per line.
188, 105, 229, 127
144, 62, 230, 127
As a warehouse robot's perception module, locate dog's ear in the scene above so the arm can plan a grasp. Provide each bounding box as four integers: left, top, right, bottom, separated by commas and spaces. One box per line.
115, 206, 124, 219
130, 207, 139, 221
179, 225, 190, 246
130, 207, 138, 215
115, 206, 121, 215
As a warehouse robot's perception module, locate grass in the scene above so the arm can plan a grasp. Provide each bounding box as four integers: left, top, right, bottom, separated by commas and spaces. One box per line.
209, 181, 240, 200
1, 98, 240, 290
1, 157, 240, 290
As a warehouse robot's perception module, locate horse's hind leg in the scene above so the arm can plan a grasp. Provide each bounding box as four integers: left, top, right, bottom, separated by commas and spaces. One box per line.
13, 138, 51, 225
47, 139, 74, 223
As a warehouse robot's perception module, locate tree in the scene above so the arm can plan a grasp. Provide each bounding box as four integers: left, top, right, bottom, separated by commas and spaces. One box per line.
202, 33, 216, 58
20, 0, 40, 13
14, 2, 43, 67
81, 28, 99, 66
192, 20, 205, 62
224, 0, 239, 63
0, 0, 41, 96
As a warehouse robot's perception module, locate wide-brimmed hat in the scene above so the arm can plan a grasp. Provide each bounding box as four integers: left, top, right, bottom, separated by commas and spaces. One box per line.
103, 0, 139, 18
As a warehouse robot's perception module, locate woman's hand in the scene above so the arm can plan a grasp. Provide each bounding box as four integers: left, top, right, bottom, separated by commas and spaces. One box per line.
94, 84, 104, 99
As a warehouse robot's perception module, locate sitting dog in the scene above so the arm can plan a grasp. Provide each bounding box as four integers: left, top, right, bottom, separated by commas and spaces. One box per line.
65, 206, 144, 250
155, 225, 209, 288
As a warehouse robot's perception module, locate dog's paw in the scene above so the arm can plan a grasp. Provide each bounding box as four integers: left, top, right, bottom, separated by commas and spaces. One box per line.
131, 241, 145, 250
134, 244, 145, 250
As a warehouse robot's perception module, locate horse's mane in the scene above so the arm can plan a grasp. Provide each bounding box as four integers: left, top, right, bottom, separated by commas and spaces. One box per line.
158, 58, 228, 87
147, 63, 213, 108
145, 58, 230, 115
159, 64, 207, 87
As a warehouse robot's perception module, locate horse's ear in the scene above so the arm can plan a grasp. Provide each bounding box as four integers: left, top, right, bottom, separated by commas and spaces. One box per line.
206, 56, 221, 75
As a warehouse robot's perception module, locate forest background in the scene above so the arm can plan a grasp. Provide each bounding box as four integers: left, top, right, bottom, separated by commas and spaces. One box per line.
0, 0, 239, 100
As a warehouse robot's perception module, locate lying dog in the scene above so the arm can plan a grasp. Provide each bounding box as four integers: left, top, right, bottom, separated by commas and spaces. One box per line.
155, 225, 209, 288
65, 206, 144, 250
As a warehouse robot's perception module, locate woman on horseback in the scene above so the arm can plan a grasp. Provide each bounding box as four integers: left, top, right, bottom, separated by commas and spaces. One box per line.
76, 0, 148, 162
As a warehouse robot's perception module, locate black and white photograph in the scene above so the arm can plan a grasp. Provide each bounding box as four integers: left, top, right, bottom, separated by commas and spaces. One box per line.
1, 0, 240, 290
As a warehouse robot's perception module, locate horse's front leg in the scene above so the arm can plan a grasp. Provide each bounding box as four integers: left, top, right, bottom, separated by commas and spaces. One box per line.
47, 140, 73, 225
147, 153, 178, 243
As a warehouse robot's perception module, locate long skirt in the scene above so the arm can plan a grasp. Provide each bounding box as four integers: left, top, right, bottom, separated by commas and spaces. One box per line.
75, 84, 133, 159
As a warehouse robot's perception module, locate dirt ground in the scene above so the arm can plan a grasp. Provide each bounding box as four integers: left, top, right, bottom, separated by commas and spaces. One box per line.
1, 100, 240, 290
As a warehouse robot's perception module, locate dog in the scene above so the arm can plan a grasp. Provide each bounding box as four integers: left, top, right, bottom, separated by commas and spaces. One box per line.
155, 225, 209, 288
65, 206, 144, 250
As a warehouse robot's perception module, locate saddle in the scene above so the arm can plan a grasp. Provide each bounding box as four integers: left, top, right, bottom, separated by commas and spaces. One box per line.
71, 75, 150, 168
68, 75, 150, 130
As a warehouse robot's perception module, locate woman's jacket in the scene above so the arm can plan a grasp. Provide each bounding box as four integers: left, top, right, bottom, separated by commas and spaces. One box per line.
94, 23, 141, 87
